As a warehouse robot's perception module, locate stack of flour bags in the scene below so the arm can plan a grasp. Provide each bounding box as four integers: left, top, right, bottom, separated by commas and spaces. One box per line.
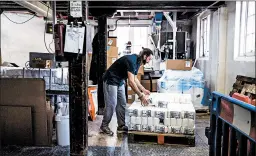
127, 93, 195, 135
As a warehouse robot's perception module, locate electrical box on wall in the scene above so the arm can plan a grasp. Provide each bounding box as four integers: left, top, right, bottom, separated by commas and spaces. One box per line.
46, 23, 53, 34
29, 52, 56, 68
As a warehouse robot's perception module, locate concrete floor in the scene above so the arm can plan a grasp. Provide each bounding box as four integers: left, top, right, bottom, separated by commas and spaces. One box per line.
0, 114, 210, 156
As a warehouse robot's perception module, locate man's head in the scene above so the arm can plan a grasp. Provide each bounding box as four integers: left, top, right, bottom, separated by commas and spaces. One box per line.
140, 47, 153, 65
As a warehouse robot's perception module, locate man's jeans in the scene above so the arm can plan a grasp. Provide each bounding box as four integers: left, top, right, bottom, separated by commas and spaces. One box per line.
101, 81, 126, 128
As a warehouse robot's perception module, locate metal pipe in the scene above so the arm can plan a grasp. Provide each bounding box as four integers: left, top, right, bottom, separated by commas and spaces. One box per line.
52, 1, 56, 24
190, 1, 220, 19
88, 6, 220, 9
0, 12, 1, 68
52, 1, 56, 37
14, 1, 53, 20
172, 12, 177, 60
85, 1, 89, 22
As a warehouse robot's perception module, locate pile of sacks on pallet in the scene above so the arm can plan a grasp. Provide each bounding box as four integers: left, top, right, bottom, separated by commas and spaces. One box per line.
157, 67, 205, 108
127, 93, 195, 135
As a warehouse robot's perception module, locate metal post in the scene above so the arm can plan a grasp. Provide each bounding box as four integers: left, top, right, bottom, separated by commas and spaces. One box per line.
49, 68, 52, 90
69, 56, 88, 155
229, 127, 237, 156
249, 141, 255, 156
163, 12, 177, 60
209, 114, 216, 156
221, 123, 229, 156
52, 1, 56, 35
238, 134, 247, 156
215, 118, 222, 156
0, 12, 1, 68
172, 12, 177, 60
97, 16, 107, 115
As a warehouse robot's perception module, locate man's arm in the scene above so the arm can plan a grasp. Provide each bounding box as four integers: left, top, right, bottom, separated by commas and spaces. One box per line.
127, 72, 143, 97
134, 76, 146, 92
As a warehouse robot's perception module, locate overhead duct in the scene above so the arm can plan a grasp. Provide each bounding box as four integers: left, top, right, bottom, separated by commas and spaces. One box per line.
14, 1, 53, 20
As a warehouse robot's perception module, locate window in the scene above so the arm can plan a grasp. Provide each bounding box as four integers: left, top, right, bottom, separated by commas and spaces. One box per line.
197, 14, 211, 58
234, 1, 255, 60
115, 26, 150, 55
132, 27, 149, 54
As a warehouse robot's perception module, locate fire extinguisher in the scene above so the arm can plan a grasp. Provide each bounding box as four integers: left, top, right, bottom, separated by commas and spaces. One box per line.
54, 23, 66, 61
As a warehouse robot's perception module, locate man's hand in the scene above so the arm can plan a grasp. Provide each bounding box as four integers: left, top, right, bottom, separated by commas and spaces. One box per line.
139, 93, 149, 106
143, 89, 150, 95
134, 77, 151, 95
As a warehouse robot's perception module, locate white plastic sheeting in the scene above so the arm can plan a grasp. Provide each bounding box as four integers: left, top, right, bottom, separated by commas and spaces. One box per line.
0, 67, 69, 91
157, 68, 205, 108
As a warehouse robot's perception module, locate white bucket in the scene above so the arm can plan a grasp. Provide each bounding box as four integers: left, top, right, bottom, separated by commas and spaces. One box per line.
55, 115, 70, 146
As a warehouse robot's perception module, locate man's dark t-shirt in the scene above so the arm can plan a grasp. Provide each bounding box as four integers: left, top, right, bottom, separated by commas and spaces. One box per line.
103, 54, 140, 86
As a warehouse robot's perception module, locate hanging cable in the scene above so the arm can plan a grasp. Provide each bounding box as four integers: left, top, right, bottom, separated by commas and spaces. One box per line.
3, 12, 35, 24
49, 39, 54, 53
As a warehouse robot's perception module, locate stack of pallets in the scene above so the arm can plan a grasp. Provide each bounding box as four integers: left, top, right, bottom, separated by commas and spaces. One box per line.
230, 75, 256, 100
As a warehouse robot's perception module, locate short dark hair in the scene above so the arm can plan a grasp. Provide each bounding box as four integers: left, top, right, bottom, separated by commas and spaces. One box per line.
140, 47, 153, 57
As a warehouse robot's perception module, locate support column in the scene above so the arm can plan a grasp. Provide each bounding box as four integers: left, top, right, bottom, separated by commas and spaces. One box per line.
69, 56, 88, 156
97, 16, 107, 115
51, 1, 56, 35
0, 12, 2, 70
163, 12, 177, 59
172, 12, 177, 60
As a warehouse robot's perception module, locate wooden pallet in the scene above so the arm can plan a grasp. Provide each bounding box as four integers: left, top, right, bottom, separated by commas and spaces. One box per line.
230, 75, 256, 100
194, 106, 210, 116
124, 131, 195, 147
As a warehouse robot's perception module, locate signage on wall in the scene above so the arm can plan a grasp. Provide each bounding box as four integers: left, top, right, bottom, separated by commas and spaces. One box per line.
70, 1, 83, 18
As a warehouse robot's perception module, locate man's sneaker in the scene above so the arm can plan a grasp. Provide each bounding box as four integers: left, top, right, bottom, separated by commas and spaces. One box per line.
117, 125, 128, 133
100, 126, 114, 136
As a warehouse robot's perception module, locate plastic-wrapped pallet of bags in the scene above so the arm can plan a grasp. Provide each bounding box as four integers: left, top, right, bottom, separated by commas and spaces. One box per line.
157, 67, 204, 93
180, 104, 196, 135
157, 70, 183, 93
157, 67, 205, 107
127, 93, 196, 134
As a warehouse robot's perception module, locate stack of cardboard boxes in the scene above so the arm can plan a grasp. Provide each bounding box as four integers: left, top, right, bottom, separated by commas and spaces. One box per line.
127, 66, 144, 104
107, 37, 118, 69
166, 59, 193, 71
140, 59, 193, 93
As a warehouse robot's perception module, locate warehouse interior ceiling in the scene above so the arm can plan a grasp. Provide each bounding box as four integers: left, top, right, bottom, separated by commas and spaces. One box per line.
0, 1, 226, 20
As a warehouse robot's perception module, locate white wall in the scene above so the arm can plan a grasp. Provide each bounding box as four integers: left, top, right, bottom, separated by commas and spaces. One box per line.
192, 2, 255, 95
224, 2, 255, 94
1, 13, 54, 67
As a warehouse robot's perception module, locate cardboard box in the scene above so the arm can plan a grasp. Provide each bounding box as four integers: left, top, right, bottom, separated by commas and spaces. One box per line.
127, 86, 134, 95
128, 94, 135, 104
137, 73, 142, 81
107, 46, 118, 57
107, 37, 117, 47
127, 74, 142, 94
141, 79, 158, 92
87, 53, 92, 73
0, 78, 52, 146
0, 106, 33, 146
166, 59, 192, 70
138, 66, 144, 75
107, 56, 118, 69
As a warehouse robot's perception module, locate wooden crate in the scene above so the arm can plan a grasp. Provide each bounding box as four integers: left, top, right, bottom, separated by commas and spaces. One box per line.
122, 131, 195, 146
230, 75, 256, 100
